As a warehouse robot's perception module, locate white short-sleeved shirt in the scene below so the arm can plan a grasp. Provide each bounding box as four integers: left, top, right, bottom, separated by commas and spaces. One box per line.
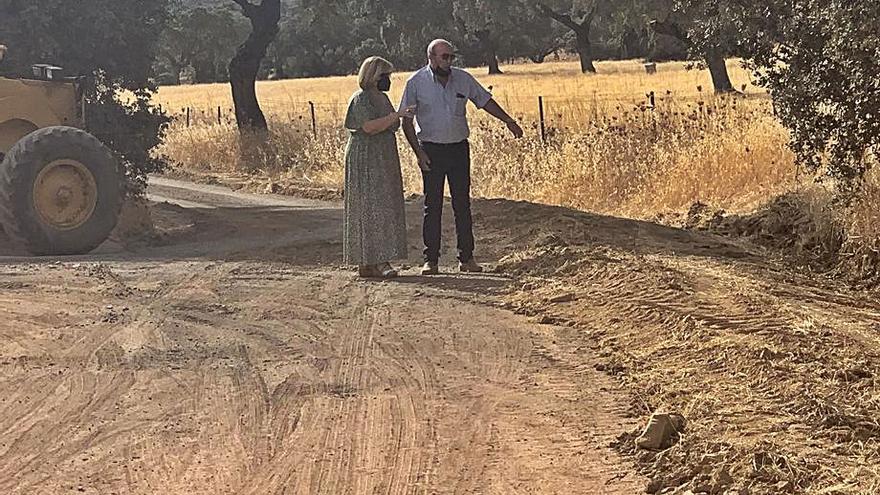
399, 66, 493, 144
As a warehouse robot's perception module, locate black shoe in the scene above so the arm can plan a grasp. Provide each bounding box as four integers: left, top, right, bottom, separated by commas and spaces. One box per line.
421, 261, 439, 275
459, 259, 483, 273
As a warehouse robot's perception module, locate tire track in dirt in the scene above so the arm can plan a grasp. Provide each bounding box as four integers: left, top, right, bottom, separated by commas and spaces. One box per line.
260, 282, 437, 495
118, 265, 643, 494
567, 258, 792, 341
0, 265, 147, 494
1, 178, 644, 494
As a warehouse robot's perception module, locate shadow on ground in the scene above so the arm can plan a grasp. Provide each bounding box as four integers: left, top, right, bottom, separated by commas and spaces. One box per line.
0, 194, 757, 270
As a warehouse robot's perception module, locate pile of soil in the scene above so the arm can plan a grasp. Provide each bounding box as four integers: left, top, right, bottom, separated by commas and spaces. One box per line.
468, 197, 880, 494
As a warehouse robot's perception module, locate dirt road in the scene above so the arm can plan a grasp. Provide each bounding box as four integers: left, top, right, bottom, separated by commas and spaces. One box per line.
0, 178, 643, 494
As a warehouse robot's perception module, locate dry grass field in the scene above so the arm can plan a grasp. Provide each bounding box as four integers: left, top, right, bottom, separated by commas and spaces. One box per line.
155, 59, 793, 215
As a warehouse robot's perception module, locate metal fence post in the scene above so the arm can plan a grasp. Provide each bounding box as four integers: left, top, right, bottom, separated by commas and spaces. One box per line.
538, 96, 546, 143
309, 101, 317, 138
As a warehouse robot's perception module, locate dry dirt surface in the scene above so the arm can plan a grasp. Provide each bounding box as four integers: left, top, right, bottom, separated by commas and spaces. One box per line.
0, 178, 644, 495
483, 201, 880, 494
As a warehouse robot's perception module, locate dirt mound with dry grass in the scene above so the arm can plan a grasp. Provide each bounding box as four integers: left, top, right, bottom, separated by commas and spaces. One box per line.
663, 191, 880, 288
469, 198, 880, 494
109, 198, 159, 246
685, 193, 843, 263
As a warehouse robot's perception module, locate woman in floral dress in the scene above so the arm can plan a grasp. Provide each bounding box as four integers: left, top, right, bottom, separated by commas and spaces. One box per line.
343, 56, 415, 278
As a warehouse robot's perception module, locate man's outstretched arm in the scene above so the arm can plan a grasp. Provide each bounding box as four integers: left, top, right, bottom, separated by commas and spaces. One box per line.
482, 99, 524, 138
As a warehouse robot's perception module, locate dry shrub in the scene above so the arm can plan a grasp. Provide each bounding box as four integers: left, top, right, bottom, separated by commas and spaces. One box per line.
682, 178, 880, 286
159, 123, 241, 172
157, 120, 347, 196
694, 188, 844, 264
839, 168, 880, 283
468, 95, 795, 217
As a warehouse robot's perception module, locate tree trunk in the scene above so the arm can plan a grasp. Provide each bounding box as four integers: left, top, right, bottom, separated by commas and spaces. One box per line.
705, 49, 735, 93
475, 29, 503, 75
487, 53, 502, 75
168, 60, 183, 85
273, 58, 286, 79
537, 3, 597, 73
575, 31, 596, 73
621, 27, 642, 60
229, 0, 281, 132
650, 19, 735, 93
194, 59, 217, 84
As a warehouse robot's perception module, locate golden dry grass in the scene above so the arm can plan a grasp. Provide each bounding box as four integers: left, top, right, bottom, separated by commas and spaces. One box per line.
156, 59, 761, 120
156, 59, 795, 217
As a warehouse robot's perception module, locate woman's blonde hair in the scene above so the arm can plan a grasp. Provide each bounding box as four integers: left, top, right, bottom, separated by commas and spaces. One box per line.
357, 56, 393, 90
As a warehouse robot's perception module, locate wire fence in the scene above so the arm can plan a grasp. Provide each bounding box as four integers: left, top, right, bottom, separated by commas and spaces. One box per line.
163, 91, 771, 142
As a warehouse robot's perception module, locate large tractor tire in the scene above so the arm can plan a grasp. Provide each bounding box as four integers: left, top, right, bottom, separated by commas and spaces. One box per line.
0, 126, 122, 255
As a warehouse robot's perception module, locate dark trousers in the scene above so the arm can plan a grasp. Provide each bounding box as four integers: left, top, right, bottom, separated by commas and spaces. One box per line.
421, 140, 474, 263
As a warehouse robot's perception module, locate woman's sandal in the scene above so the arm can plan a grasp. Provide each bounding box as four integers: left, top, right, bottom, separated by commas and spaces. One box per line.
377, 262, 398, 278
358, 263, 398, 279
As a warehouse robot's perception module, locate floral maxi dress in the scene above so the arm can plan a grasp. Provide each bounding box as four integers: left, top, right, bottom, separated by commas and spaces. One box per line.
342, 90, 408, 265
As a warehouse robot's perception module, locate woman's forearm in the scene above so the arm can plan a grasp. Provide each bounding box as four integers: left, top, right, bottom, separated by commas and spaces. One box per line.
362, 112, 398, 135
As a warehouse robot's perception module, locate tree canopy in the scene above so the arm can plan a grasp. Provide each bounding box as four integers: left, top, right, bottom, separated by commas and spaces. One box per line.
677, 0, 880, 187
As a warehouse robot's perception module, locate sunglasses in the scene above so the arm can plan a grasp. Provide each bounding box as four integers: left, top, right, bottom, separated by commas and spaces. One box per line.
438, 53, 456, 61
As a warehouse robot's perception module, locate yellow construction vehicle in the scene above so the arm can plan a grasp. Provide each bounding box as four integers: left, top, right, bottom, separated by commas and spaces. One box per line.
0, 45, 121, 255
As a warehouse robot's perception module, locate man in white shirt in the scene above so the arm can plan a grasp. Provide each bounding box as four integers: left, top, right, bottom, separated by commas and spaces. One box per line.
400, 39, 523, 276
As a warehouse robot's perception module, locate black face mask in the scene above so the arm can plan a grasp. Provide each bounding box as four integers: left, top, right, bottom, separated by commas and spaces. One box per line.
377, 74, 391, 92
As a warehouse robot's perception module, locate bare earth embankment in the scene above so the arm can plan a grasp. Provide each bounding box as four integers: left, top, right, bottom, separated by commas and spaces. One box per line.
2, 176, 877, 494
